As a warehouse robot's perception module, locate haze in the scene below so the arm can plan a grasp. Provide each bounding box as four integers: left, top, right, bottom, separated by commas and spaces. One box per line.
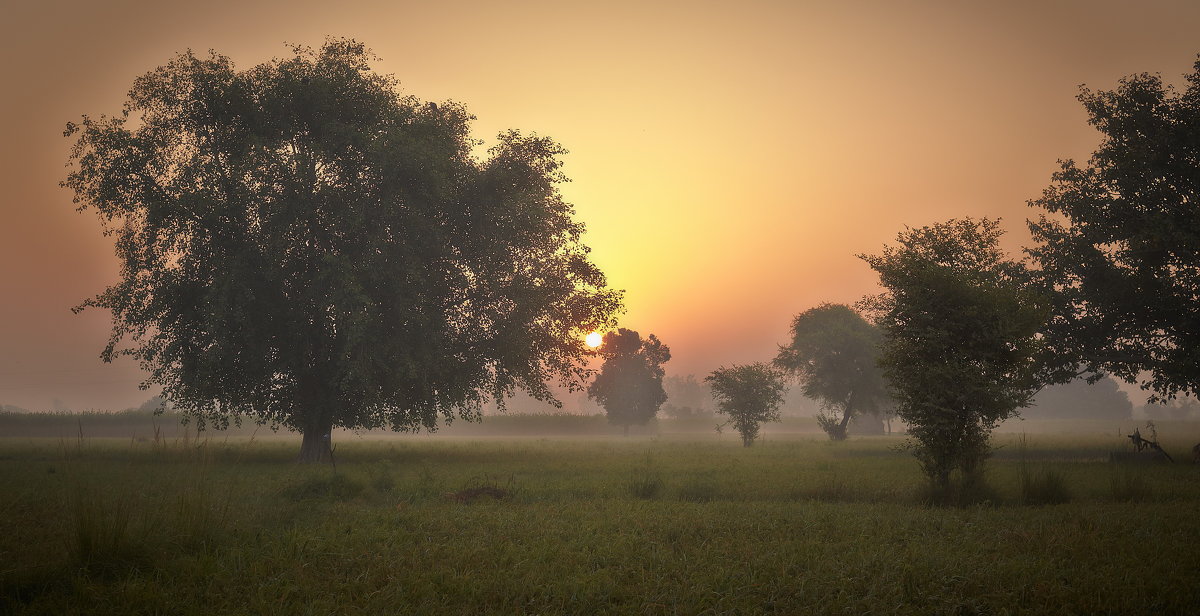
4, 0, 1200, 411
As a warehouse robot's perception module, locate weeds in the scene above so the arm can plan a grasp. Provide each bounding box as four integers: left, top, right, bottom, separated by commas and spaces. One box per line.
66, 483, 144, 575
1019, 466, 1072, 505
1018, 434, 1072, 505
1109, 465, 1152, 503
626, 451, 665, 499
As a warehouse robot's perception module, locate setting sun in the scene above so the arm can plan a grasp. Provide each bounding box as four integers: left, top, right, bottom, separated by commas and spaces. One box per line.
585, 331, 603, 348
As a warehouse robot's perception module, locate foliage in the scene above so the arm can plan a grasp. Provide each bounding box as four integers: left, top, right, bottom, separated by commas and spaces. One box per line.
1027, 59, 1200, 403
706, 363, 787, 447
860, 218, 1049, 489
586, 328, 671, 433
62, 39, 620, 462
774, 303, 890, 440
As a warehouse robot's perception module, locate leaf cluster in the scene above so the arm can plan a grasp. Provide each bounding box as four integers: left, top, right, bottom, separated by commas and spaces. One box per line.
62, 39, 622, 434
1027, 62, 1200, 402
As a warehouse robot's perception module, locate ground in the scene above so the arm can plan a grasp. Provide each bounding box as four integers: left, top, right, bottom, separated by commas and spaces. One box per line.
2, 420, 1199, 614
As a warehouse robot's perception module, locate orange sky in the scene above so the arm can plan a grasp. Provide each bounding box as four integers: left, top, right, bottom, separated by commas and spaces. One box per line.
4, 0, 1200, 411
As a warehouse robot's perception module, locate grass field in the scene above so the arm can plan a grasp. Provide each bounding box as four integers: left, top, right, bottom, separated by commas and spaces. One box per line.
2, 423, 1199, 614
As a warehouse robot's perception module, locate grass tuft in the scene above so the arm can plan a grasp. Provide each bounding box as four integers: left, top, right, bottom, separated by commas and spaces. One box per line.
626, 451, 665, 499
1109, 465, 1152, 503
1019, 465, 1072, 505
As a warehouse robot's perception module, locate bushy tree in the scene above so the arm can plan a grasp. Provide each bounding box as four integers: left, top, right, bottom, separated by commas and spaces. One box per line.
586, 329, 670, 434
63, 40, 621, 462
706, 363, 786, 447
860, 218, 1048, 491
774, 303, 890, 440
1028, 59, 1200, 404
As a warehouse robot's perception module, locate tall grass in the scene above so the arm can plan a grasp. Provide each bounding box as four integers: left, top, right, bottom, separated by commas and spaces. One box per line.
1017, 434, 1072, 505
625, 450, 665, 499
1109, 465, 1153, 502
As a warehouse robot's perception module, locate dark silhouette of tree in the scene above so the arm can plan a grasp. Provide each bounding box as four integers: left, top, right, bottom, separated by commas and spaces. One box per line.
586, 329, 670, 434
706, 363, 786, 447
774, 303, 890, 441
860, 218, 1048, 493
62, 40, 621, 462
1028, 59, 1200, 404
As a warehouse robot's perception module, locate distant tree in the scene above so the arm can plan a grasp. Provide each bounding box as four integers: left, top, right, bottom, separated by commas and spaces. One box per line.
135, 395, 170, 415
774, 303, 890, 440
587, 329, 670, 434
1026, 375, 1132, 421
860, 218, 1049, 491
1138, 397, 1200, 421
1028, 60, 1200, 404
63, 40, 621, 463
706, 363, 787, 447
661, 374, 712, 419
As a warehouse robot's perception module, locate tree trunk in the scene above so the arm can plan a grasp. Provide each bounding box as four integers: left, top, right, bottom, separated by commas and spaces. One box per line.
837, 408, 853, 438
623, 424, 629, 437
742, 433, 753, 447
298, 419, 334, 464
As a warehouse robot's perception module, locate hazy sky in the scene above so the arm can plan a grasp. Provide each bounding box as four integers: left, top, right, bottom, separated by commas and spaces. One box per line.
4, 0, 1200, 411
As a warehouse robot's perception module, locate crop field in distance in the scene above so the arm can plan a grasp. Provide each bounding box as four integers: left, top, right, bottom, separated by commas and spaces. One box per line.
2, 416, 1199, 615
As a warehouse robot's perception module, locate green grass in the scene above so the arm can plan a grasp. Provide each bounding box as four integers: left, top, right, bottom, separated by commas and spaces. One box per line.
2, 431, 1199, 614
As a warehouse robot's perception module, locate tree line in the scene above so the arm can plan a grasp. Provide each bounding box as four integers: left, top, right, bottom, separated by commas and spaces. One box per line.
64, 39, 1200, 487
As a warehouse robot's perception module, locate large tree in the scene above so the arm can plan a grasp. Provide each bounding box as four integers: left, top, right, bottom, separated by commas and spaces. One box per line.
63, 40, 621, 462
706, 363, 786, 447
1028, 60, 1200, 403
586, 328, 670, 434
774, 303, 889, 441
860, 218, 1048, 491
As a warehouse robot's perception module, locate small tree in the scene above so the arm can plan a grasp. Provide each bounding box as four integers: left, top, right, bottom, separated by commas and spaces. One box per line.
860, 218, 1048, 492
63, 40, 621, 462
587, 329, 671, 435
774, 303, 889, 440
706, 363, 786, 447
1028, 59, 1200, 403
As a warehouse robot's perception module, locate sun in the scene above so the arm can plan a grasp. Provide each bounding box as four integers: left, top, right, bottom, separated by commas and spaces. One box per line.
585, 331, 603, 348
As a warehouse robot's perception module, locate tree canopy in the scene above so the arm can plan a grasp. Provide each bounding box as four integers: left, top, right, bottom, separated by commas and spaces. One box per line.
63, 40, 621, 461
706, 363, 786, 447
774, 303, 889, 440
1028, 60, 1200, 403
861, 218, 1048, 491
586, 328, 670, 434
